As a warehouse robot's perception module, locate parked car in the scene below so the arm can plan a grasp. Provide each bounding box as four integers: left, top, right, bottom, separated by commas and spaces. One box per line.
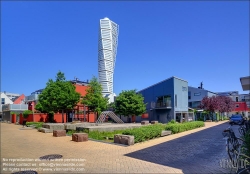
229, 114, 245, 125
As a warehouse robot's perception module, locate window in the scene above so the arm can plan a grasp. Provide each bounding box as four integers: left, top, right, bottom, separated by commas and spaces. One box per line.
194, 92, 201, 96
1, 98, 5, 104
236, 97, 238, 102
188, 92, 191, 100
175, 95, 177, 107
188, 102, 192, 107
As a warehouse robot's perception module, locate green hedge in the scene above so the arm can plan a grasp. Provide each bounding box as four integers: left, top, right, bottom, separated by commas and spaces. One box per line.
165, 121, 204, 134
122, 124, 164, 143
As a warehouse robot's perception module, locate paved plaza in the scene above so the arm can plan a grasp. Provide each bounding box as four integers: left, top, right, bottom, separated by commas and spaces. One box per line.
1, 121, 234, 173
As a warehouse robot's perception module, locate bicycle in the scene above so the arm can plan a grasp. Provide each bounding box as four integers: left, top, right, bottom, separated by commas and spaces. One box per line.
223, 126, 250, 173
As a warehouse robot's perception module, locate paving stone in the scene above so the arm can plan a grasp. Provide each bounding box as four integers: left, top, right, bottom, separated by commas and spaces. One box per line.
1, 121, 231, 173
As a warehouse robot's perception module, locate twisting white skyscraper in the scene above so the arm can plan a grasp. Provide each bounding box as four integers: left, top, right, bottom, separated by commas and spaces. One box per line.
98, 17, 119, 103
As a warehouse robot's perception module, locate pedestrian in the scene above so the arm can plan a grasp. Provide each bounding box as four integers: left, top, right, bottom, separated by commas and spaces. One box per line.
22, 119, 27, 127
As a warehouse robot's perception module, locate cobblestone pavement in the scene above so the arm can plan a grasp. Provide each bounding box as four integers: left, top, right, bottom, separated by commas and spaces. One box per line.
0, 121, 233, 173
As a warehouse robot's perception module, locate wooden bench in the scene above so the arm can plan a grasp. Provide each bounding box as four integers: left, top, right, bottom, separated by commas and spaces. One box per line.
53, 130, 66, 137
72, 133, 88, 142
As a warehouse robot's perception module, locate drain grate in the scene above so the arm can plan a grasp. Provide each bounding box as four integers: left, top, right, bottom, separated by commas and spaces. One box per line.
39, 154, 63, 160
12, 171, 38, 174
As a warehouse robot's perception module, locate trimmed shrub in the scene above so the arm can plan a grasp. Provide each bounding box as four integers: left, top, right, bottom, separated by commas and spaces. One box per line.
169, 119, 177, 124
165, 121, 204, 134
122, 124, 163, 143
22, 110, 32, 119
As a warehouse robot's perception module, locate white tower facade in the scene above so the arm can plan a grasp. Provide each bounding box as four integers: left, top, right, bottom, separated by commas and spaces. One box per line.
98, 17, 119, 103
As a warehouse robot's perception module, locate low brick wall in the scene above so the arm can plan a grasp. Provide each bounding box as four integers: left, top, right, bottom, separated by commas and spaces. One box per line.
114, 134, 134, 146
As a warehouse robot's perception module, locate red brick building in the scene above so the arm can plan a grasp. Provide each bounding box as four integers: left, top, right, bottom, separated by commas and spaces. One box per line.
23, 79, 96, 123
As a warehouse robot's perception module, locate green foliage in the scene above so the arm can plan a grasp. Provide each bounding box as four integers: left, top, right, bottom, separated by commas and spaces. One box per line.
26, 122, 44, 128
165, 121, 204, 134
169, 119, 177, 124
81, 76, 108, 115
107, 102, 115, 111
37, 71, 81, 113
22, 110, 32, 119
115, 90, 146, 117
223, 116, 229, 120
243, 131, 250, 157
122, 124, 164, 143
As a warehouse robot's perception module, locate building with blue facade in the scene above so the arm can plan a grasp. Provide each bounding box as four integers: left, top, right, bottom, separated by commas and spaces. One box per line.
188, 86, 217, 109
137, 76, 193, 123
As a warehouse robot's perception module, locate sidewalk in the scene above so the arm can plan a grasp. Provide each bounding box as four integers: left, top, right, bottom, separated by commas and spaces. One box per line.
1, 121, 229, 173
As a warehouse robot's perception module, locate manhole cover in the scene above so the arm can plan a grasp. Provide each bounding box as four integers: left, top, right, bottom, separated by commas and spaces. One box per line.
12, 171, 38, 174
39, 154, 63, 160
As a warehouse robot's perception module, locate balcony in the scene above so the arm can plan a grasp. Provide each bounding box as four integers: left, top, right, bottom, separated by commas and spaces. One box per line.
25, 94, 39, 102
2, 104, 28, 112
155, 101, 171, 109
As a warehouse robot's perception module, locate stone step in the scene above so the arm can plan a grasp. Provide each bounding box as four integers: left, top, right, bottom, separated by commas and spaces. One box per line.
161, 130, 172, 137
39, 128, 53, 133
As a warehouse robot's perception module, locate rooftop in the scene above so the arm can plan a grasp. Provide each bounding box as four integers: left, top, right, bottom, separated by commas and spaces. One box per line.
137, 76, 187, 93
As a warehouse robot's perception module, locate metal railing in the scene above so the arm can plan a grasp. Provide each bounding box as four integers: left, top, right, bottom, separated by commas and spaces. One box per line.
155, 101, 171, 108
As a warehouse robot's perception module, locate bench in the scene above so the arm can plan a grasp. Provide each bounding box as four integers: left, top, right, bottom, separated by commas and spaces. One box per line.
72, 133, 88, 142
141, 120, 149, 125
151, 121, 158, 124
53, 130, 66, 137
39, 128, 53, 133
161, 130, 172, 137
114, 134, 134, 146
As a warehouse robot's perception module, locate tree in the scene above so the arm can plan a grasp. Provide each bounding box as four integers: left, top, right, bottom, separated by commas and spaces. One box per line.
37, 71, 81, 123
217, 96, 227, 120
107, 102, 115, 111
114, 90, 146, 122
200, 96, 219, 121
223, 96, 235, 117
81, 76, 108, 117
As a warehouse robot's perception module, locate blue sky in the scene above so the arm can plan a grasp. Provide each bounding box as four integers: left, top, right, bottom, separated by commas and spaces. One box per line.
1, 1, 249, 96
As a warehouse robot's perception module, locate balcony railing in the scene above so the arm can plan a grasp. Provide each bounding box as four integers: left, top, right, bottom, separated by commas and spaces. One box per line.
155, 101, 171, 108
25, 94, 38, 102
